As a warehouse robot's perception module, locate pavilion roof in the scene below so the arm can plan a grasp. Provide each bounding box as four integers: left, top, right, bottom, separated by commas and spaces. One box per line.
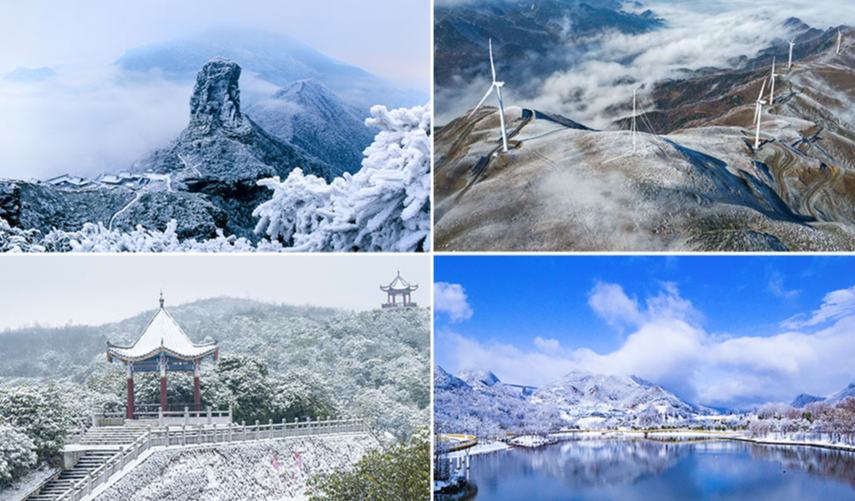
107, 303, 217, 363
380, 271, 418, 293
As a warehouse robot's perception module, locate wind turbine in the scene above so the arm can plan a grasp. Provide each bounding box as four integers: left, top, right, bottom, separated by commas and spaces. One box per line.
753, 78, 768, 126
838, 30, 844, 55
788, 40, 795, 69
754, 78, 768, 151
768, 57, 779, 106
469, 38, 509, 153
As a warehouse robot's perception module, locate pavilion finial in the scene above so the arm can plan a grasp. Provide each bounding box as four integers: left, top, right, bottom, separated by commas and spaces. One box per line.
159, 291, 164, 309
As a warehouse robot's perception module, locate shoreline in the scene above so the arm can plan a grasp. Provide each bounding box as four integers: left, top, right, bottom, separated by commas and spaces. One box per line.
452, 430, 855, 457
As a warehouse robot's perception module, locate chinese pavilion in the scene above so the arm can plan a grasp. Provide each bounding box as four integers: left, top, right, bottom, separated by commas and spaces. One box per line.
380, 271, 418, 308
106, 293, 218, 419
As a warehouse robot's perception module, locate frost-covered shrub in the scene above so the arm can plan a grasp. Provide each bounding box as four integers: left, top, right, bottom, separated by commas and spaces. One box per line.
253, 104, 431, 252
307, 428, 429, 501
0, 385, 72, 463
0, 218, 46, 252
0, 424, 38, 487
42, 220, 266, 253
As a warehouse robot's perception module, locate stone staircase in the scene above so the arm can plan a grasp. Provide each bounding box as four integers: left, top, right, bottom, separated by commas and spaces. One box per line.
27, 450, 116, 501
27, 421, 156, 500
73, 421, 153, 446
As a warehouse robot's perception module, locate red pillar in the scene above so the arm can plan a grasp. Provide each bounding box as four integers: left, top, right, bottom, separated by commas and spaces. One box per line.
193, 359, 201, 413
160, 358, 168, 413
126, 366, 135, 420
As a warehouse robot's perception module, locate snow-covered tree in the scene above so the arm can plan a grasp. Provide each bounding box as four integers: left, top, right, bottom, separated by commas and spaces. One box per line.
0, 424, 37, 487
0, 385, 72, 463
307, 428, 429, 501
252, 104, 431, 252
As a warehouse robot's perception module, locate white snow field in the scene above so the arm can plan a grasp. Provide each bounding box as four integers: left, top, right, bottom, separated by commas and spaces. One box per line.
94, 434, 377, 501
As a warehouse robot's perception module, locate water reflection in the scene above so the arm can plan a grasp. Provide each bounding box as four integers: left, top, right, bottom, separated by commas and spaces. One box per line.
468, 439, 855, 501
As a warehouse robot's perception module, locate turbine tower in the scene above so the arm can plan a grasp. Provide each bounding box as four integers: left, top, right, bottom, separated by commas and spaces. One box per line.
631, 88, 638, 153
769, 57, 779, 106
838, 31, 844, 55
469, 38, 509, 153
754, 78, 768, 151
788, 40, 795, 69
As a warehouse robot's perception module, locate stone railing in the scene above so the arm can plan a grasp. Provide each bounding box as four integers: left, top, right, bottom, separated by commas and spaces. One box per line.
54, 417, 367, 501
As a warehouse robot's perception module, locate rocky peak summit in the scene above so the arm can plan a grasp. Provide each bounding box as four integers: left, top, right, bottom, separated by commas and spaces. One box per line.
189, 58, 250, 134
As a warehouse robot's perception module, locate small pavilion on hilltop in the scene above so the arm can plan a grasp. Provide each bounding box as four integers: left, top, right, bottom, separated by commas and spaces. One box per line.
106, 293, 218, 419
381, 271, 418, 308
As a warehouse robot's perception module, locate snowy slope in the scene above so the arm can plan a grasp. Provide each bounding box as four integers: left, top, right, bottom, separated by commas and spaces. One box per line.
435, 25, 855, 252
827, 383, 855, 404
247, 79, 375, 174
531, 372, 702, 428
791, 393, 826, 408
95, 434, 377, 501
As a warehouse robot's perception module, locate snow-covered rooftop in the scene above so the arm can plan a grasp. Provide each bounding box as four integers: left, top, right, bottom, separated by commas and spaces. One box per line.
381, 271, 418, 292
107, 299, 217, 362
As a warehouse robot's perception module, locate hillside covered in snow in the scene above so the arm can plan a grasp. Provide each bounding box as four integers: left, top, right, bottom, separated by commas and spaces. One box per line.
0, 298, 430, 439
95, 435, 377, 501
434, 366, 709, 436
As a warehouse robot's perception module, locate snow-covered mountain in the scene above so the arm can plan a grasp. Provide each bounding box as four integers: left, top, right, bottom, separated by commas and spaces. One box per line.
827, 383, 855, 404
532, 371, 703, 428
791, 393, 826, 408
247, 79, 375, 173
789, 382, 855, 407
434, 366, 707, 436
133, 58, 332, 184
115, 28, 424, 111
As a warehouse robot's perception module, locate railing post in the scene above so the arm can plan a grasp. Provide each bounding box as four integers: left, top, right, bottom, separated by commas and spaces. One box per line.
268, 419, 273, 439
228, 422, 233, 442
182, 425, 187, 446
228, 404, 233, 423
255, 420, 260, 440
241, 421, 246, 442
184, 406, 189, 426
158, 407, 163, 427
92, 410, 97, 428
207, 406, 212, 425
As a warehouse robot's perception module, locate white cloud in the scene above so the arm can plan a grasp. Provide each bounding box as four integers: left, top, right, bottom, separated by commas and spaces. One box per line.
781, 284, 855, 329
434, 282, 474, 322
768, 272, 801, 299
587, 282, 642, 328
438, 0, 855, 126
534, 336, 562, 352
438, 282, 855, 408
0, 66, 189, 179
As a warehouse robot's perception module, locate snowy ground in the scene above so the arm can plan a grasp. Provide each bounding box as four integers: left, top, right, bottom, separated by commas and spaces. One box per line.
93, 434, 376, 501
448, 440, 510, 459
0, 465, 59, 501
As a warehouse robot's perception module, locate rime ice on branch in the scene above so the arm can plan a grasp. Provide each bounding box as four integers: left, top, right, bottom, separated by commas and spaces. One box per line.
252, 103, 431, 252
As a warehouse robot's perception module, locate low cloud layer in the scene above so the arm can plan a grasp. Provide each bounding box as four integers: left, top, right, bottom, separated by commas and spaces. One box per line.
437, 281, 855, 409
437, 0, 855, 126
0, 66, 190, 180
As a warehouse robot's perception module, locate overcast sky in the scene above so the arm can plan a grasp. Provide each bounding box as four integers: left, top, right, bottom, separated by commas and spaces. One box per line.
1, 0, 430, 88
0, 255, 430, 330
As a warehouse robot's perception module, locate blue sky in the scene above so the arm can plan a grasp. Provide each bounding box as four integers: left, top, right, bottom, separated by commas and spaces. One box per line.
435, 256, 855, 408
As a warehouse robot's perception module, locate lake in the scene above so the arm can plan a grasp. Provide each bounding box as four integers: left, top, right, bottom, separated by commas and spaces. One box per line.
464, 439, 855, 500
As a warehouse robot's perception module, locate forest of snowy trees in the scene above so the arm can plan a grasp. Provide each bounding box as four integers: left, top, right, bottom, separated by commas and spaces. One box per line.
749, 399, 855, 445
0, 298, 429, 489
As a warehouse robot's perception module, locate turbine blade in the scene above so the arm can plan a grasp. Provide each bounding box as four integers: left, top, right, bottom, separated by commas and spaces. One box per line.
757, 78, 767, 102
468, 85, 495, 118
489, 39, 497, 82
